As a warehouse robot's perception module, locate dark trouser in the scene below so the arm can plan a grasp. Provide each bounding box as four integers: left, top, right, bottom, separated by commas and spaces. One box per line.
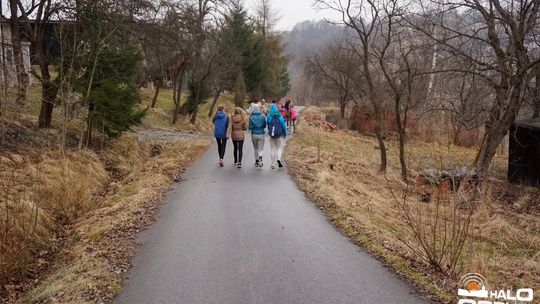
232, 140, 244, 163
216, 138, 227, 160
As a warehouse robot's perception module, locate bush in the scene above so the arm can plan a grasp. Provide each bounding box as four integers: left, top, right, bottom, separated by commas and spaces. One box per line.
390, 178, 478, 277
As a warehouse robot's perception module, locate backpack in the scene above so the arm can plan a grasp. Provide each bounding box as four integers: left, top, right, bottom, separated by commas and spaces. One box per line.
280, 107, 287, 118
290, 108, 298, 120
270, 116, 284, 137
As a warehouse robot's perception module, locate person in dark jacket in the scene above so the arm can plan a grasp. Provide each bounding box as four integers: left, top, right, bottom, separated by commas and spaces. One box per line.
248, 105, 267, 167
213, 106, 229, 167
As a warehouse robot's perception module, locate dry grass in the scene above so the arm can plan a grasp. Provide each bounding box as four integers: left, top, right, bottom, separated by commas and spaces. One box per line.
0, 136, 209, 303
1, 83, 215, 302
285, 106, 539, 303
17, 139, 209, 304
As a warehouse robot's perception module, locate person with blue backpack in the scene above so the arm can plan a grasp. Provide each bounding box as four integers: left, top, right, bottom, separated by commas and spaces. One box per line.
266, 103, 287, 169
249, 104, 267, 167
213, 105, 229, 167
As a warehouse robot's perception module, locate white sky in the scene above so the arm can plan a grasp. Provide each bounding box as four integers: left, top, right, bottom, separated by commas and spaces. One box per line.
246, 0, 342, 31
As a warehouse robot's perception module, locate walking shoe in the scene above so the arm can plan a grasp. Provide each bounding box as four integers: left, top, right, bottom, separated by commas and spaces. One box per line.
258, 156, 263, 167
237, 163, 242, 168
219, 159, 224, 167
271, 163, 277, 169
255, 160, 260, 167
277, 160, 283, 168
233, 162, 237, 166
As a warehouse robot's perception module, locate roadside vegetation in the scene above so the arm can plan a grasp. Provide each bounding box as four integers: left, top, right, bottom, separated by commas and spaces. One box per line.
286, 107, 539, 303
2, 0, 290, 301
286, 1, 539, 301
0, 84, 219, 303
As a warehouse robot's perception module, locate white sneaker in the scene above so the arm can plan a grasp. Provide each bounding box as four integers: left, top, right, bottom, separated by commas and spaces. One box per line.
271, 163, 277, 169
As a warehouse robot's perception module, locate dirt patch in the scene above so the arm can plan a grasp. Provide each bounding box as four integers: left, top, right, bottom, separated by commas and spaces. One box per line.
134, 128, 210, 143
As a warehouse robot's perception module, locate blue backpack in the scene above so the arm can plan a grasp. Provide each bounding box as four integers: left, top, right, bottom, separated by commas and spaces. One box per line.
270, 116, 284, 137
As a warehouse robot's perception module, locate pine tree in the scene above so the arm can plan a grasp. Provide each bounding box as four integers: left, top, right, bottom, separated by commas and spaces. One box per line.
76, 45, 146, 141
234, 72, 246, 107
223, 2, 264, 96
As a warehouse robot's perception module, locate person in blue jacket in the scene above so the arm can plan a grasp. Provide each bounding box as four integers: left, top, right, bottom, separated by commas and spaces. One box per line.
266, 103, 287, 169
248, 105, 267, 167
213, 106, 229, 167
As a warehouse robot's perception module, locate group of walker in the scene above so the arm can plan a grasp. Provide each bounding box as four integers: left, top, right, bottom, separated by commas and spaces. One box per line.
212, 99, 298, 169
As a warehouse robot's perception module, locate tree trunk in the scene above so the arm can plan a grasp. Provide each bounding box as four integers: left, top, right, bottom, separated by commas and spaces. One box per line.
394, 95, 407, 181
85, 107, 93, 147
374, 106, 387, 172
172, 70, 184, 124
208, 87, 223, 118
339, 97, 346, 118
35, 24, 58, 128
474, 124, 508, 175
190, 78, 203, 124
151, 80, 161, 108
37, 56, 57, 128
9, 0, 29, 104
474, 78, 527, 174
190, 105, 198, 124
533, 64, 540, 118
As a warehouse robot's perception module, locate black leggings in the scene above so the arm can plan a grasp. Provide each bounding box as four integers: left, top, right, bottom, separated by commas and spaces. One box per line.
216, 138, 227, 159
233, 140, 244, 163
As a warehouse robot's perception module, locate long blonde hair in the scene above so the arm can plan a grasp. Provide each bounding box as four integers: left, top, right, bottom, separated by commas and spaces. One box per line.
234, 107, 246, 122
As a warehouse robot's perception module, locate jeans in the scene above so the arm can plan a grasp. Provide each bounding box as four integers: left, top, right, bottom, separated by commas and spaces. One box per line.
269, 137, 282, 164
216, 138, 227, 160
251, 134, 265, 160
232, 140, 244, 164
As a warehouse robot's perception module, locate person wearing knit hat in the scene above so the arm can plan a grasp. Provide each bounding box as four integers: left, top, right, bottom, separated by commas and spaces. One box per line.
248, 104, 267, 167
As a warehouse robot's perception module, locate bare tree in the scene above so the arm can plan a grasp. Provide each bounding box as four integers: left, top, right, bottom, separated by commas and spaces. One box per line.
306, 40, 361, 118
409, 0, 540, 174
9, 0, 29, 104
316, 0, 389, 172
135, 1, 174, 108
255, 0, 279, 38
15, 0, 61, 128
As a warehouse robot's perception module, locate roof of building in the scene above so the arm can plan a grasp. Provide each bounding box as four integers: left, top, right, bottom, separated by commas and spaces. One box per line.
514, 118, 540, 130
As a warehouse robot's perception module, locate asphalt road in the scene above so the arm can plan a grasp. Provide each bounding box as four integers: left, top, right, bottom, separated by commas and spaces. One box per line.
116, 129, 431, 304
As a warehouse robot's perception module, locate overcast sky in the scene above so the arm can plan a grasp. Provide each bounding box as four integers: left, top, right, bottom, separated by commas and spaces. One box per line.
246, 0, 342, 31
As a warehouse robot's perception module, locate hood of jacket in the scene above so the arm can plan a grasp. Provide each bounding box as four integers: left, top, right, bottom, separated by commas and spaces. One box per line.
268, 104, 281, 118
215, 111, 227, 120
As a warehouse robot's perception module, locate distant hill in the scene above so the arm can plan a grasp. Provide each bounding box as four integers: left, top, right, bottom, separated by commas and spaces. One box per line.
283, 20, 343, 78
282, 20, 344, 103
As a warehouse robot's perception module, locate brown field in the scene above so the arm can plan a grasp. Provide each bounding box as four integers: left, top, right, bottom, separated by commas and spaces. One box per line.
285, 106, 539, 303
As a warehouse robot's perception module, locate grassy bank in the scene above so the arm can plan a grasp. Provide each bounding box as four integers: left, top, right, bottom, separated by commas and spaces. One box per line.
139, 87, 237, 133
284, 107, 539, 303
0, 85, 234, 303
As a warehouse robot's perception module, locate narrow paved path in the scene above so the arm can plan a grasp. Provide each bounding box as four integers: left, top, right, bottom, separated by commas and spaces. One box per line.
116, 131, 431, 304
